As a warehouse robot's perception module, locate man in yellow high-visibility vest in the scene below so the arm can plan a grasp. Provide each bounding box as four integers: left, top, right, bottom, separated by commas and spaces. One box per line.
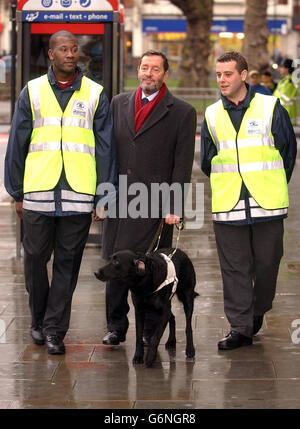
5, 31, 116, 355
274, 58, 298, 125
201, 51, 297, 350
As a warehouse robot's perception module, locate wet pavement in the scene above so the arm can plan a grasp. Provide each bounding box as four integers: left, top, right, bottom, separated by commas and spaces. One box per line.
0, 135, 300, 413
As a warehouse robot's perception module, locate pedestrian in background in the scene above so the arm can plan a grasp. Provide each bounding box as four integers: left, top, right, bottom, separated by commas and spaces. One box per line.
101, 50, 196, 346
4, 31, 116, 355
248, 70, 272, 95
274, 58, 298, 125
201, 51, 297, 350
261, 70, 277, 94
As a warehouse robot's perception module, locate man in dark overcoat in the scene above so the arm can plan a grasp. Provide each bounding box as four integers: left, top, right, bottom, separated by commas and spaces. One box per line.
101, 50, 197, 345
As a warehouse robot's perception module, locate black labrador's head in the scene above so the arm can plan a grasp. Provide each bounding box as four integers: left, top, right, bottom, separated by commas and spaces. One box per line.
94, 250, 147, 282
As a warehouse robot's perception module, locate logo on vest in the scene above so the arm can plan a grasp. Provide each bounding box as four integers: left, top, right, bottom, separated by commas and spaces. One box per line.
72, 100, 88, 118
246, 118, 262, 136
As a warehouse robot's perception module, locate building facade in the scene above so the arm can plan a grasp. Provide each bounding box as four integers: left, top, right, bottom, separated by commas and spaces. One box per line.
1, 1, 300, 76
122, 0, 299, 77
0, 0, 11, 57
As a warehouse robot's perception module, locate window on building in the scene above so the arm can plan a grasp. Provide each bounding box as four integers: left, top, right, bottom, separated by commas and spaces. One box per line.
294, 0, 300, 14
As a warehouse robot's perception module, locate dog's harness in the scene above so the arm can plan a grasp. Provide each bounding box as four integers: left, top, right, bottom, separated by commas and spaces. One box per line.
153, 253, 178, 299
148, 220, 184, 299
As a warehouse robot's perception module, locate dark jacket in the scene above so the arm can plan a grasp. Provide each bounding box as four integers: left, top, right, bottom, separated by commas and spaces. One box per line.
5, 66, 116, 215
250, 84, 272, 95
102, 88, 196, 259
200, 84, 297, 225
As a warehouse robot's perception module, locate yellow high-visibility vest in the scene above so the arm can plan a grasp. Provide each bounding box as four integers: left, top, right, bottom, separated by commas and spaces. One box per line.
273, 75, 297, 125
205, 93, 289, 213
24, 74, 103, 195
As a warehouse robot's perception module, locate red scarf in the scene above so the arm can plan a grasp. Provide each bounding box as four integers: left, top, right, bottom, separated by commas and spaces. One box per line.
134, 83, 167, 133
57, 71, 78, 89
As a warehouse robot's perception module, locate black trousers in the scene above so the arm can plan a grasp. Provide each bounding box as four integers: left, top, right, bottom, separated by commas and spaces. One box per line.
22, 210, 91, 340
105, 223, 174, 336
213, 219, 284, 337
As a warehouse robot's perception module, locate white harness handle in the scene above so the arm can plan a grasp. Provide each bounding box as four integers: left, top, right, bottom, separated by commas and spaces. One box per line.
153, 253, 178, 299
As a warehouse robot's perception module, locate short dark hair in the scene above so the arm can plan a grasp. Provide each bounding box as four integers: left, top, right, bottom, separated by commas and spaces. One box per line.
217, 51, 248, 73
261, 70, 272, 77
281, 58, 294, 74
138, 50, 169, 72
49, 31, 78, 50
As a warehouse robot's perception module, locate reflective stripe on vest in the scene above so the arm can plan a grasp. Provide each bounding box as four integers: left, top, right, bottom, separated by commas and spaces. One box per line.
212, 197, 288, 222
24, 75, 103, 194
23, 189, 94, 213
205, 93, 289, 213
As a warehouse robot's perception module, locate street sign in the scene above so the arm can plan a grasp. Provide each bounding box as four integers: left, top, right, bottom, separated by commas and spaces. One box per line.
22, 11, 114, 22
18, 0, 116, 11
18, 0, 117, 22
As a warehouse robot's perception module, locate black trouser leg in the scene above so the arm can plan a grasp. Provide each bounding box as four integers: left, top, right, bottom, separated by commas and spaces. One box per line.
43, 214, 92, 339
106, 279, 130, 336
214, 219, 284, 337
252, 219, 284, 316
22, 210, 55, 329
214, 222, 254, 337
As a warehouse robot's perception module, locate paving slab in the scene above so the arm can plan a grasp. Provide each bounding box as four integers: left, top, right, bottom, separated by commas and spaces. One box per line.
0, 136, 299, 413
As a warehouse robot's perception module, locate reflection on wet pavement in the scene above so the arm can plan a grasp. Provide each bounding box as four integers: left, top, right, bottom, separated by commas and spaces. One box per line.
0, 137, 300, 409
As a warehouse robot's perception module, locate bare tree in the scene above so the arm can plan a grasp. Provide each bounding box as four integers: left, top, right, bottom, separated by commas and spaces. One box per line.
169, 0, 214, 87
242, 0, 270, 72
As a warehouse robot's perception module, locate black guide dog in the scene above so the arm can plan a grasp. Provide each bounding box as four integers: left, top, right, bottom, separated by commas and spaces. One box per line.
95, 248, 197, 367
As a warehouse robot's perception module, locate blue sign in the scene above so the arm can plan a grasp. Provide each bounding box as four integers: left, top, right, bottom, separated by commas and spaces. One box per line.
22, 11, 114, 22
80, 0, 91, 7
41, 0, 53, 7
60, 0, 72, 7
142, 19, 287, 35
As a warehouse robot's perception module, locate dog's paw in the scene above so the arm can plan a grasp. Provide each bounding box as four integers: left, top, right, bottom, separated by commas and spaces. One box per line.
165, 340, 176, 350
132, 355, 144, 364
94, 271, 101, 280
145, 358, 155, 368
145, 347, 157, 367
185, 346, 195, 358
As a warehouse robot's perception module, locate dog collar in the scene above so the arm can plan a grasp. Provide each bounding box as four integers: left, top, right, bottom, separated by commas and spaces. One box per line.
153, 253, 178, 298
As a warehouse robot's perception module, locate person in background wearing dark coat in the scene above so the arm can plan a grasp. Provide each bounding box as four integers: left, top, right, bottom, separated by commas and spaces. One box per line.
5, 31, 116, 355
101, 50, 197, 345
248, 70, 272, 95
261, 70, 277, 94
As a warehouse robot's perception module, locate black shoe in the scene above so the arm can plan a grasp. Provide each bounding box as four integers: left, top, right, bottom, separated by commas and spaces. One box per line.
102, 331, 125, 345
45, 335, 65, 355
30, 326, 44, 345
253, 315, 264, 335
218, 331, 252, 350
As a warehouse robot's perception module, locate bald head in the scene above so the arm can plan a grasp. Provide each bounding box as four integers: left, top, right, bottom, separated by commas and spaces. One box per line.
49, 31, 78, 50
48, 31, 79, 81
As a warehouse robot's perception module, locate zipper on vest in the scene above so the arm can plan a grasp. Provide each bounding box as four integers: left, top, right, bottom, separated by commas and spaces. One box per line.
235, 132, 242, 176
60, 117, 63, 152
235, 132, 252, 223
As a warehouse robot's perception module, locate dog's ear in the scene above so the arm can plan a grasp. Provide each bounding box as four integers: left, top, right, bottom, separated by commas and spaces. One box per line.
133, 259, 146, 276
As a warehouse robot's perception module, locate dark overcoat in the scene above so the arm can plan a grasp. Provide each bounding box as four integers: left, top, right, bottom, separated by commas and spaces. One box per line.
102, 88, 196, 259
